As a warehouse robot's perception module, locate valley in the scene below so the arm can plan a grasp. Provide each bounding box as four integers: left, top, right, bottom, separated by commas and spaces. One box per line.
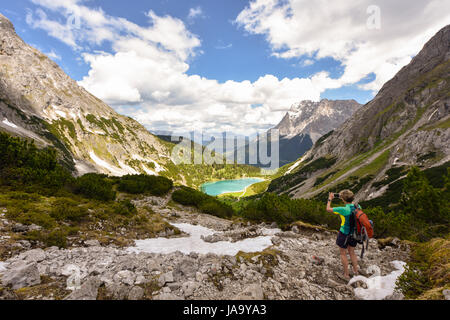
0, 11, 448, 302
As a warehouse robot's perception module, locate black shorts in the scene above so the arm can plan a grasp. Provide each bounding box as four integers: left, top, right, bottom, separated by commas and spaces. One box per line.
336, 231, 357, 249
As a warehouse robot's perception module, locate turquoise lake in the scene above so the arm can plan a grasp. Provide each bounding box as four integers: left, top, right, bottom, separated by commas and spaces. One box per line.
201, 178, 265, 196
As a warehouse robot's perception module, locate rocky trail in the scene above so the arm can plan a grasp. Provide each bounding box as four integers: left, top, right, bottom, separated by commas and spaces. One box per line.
0, 196, 410, 300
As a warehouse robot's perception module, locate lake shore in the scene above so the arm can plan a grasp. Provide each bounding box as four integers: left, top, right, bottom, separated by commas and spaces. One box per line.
201, 178, 265, 197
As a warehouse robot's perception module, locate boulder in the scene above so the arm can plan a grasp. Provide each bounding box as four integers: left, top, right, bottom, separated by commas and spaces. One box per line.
182, 281, 199, 297
114, 270, 136, 286
1, 261, 41, 290
158, 271, 174, 286
19, 248, 46, 262
12, 223, 28, 233
128, 286, 145, 300
64, 277, 102, 300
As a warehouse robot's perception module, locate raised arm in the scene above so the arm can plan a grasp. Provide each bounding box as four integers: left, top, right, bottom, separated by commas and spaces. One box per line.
326, 192, 335, 213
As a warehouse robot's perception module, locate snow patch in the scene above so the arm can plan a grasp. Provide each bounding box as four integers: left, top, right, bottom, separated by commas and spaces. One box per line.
74, 160, 95, 176
142, 164, 157, 176
348, 261, 406, 300
2, 118, 18, 128
118, 161, 139, 175
89, 151, 127, 177
55, 110, 67, 118
0, 261, 7, 272
127, 223, 278, 256
285, 157, 305, 175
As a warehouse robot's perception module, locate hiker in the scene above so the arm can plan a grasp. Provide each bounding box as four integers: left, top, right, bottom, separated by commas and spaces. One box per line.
326, 190, 359, 280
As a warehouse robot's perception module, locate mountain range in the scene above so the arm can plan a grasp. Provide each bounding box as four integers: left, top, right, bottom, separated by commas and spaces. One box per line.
272, 99, 360, 166
269, 24, 450, 203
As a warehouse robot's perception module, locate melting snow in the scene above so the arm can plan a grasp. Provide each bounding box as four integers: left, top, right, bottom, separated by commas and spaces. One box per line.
127, 223, 280, 256
348, 261, 406, 300
118, 161, 139, 175
55, 110, 67, 118
142, 164, 157, 176
2, 118, 18, 128
285, 157, 305, 175
89, 151, 128, 177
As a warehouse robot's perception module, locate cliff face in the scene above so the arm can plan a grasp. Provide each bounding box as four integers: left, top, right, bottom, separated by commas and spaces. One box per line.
252, 99, 360, 167
269, 25, 450, 200
0, 14, 172, 177
274, 99, 361, 143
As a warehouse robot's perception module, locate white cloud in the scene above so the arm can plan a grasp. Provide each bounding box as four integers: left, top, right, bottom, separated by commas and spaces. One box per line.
236, 0, 450, 92
188, 6, 204, 21
26, 0, 333, 135
45, 49, 61, 60
25, 0, 450, 135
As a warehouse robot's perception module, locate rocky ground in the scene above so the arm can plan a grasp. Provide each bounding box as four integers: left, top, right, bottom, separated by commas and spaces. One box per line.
0, 195, 410, 300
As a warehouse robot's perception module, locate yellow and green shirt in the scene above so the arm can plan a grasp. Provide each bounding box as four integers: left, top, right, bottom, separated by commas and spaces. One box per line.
333, 204, 357, 235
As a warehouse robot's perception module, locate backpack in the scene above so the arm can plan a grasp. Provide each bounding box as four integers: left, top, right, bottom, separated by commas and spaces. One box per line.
349, 204, 374, 259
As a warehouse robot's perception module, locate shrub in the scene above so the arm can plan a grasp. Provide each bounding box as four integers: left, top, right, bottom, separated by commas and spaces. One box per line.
73, 173, 116, 201
25, 228, 68, 248
117, 174, 173, 196
172, 187, 233, 219
0, 132, 73, 192
362, 166, 450, 242
239, 193, 339, 229
172, 187, 208, 206
50, 199, 89, 222
396, 237, 449, 299
113, 200, 137, 216
198, 199, 233, 219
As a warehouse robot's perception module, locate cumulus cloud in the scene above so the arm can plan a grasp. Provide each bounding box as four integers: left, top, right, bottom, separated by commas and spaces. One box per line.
236, 0, 450, 91
25, 0, 450, 135
26, 0, 334, 135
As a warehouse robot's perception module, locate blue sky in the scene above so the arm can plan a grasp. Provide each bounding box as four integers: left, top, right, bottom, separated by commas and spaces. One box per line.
1, 0, 449, 135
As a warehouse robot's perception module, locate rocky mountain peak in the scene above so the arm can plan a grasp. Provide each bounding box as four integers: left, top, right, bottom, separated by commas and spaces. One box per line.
0, 14, 172, 178
275, 99, 361, 142
0, 14, 14, 33
276, 24, 450, 201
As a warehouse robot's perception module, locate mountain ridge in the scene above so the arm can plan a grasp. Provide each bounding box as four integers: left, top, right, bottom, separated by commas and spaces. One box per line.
268, 24, 450, 201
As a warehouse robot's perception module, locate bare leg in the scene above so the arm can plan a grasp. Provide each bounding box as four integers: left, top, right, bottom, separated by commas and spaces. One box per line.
339, 248, 350, 278
348, 246, 359, 274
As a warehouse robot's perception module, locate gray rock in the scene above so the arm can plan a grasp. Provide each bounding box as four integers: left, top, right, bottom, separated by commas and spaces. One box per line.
153, 293, 184, 300
443, 289, 450, 300
128, 286, 145, 300
1, 261, 41, 289
12, 223, 29, 233
234, 284, 264, 300
168, 282, 181, 291
182, 281, 199, 297
19, 248, 46, 262
114, 270, 136, 286
105, 283, 130, 300
85, 240, 100, 247
65, 277, 102, 300
158, 271, 174, 286
384, 291, 404, 300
